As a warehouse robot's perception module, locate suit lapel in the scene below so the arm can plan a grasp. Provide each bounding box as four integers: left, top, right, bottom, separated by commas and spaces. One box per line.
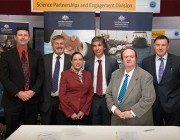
105, 56, 109, 84
64, 54, 70, 70
114, 69, 124, 100
151, 55, 158, 84
122, 67, 138, 103
160, 54, 172, 83
13, 48, 23, 74
47, 54, 53, 82
90, 58, 95, 80
28, 49, 33, 74
71, 70, 81, 83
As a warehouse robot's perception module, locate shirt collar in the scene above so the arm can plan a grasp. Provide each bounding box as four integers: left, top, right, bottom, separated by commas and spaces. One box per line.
124, 68, 135, 77
16, 46, 28, 54
95, 54, 105, 62
53, 53, 64, 60
156, 53, 168, 61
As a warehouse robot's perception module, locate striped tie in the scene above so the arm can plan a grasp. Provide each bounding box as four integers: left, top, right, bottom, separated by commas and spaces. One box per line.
21, 51, 30, 91
158, 57, 164, 83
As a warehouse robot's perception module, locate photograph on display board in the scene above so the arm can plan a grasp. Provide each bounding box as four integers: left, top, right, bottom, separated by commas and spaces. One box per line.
99, 30, 152, 67
44, 29, 95, 61
100, 12, 153, 67
44, 12, 96, 60
0, 35, 15, 54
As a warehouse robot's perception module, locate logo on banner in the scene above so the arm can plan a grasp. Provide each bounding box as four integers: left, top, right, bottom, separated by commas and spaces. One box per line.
118, 15, 126, 22
62, 15, 69, 21
174, 31, 179, 37
149, 1, 156, 8
114, 15, 129, 28
58, 15, 73, 28
1, 24, 12, 34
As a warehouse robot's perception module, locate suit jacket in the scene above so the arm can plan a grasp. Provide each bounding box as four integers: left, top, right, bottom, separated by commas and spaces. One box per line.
84, 55, 119, 86
0, 47, 44, 109
40, 53, 71, 112
142, 53, 180, 113
59, 69, 94, 117
106, 66, 156, 125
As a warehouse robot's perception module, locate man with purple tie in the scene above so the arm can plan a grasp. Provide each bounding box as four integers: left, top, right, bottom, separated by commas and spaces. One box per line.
142, 35, 180, 126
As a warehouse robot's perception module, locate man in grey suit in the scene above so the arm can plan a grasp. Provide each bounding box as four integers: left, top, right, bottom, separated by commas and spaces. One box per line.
84, 36, 119, 125
40, 35, 71, 125
106, 47, 156, 125
142, 35, 180, 126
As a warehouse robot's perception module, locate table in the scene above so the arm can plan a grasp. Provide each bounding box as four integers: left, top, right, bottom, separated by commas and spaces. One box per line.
7, 125, 180, 140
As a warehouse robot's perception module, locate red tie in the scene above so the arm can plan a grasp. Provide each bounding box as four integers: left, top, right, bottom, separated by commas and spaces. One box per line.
96, 60, 102, 96
21, 51, 30, 91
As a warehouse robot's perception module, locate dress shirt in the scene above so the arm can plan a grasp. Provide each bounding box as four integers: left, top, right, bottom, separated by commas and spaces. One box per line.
93, 54, 107, 95
111, 68, 136, 117
16, 46, 29, 62
15, 46, 32, 94
155, 53, 168, 81
51, 53, 64, 96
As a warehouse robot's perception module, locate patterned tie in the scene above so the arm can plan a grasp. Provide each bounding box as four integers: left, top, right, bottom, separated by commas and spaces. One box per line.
51, 56, 60, 93
96, 60, 102, 96
118, 74, 129, 107
21, 51, 30, 91
158, 57, 164, 83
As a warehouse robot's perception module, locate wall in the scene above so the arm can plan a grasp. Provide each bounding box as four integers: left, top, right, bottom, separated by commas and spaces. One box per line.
0, 15, 44, 47
1, 0, 180, 17
152, 17, 180, 56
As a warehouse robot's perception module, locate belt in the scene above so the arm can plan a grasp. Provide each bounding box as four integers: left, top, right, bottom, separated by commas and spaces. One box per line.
51, 96, 59, 99
94, 93, 105, 97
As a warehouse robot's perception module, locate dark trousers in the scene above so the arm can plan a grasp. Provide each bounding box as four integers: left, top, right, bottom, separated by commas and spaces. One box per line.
41, 97, 63, 125
5, 102, 38, 138
153, 103, 180, 126
57, 111, 90, 125
90, 94, 111, 125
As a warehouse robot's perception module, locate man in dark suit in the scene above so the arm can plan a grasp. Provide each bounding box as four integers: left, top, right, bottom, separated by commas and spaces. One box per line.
142, 35, 180, 126
40, 35, 71, 125
106, 47, 155, 125
84, 36, 119, 125
0, 26, 44, 138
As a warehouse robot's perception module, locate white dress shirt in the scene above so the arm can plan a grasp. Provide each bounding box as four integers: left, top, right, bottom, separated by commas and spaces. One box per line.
155, 53, 168, 82
93, 54, 107, 95
111, 68, 136, 117
51, 53, 64, 96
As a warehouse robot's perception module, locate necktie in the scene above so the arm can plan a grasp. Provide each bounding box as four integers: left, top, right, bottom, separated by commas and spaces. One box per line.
118, 74, 129, 107
21, 51, 30, 91
96, 60, 102, 96
158, 57, 164, 83
52, 56, 60, 93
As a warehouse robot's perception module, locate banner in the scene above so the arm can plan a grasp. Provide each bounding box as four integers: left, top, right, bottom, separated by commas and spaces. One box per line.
99, 12, 153, 67
0, 21, 29, 53
44, 12, 96, 60
152, 29, 180, 39
32, 0, 160, 13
